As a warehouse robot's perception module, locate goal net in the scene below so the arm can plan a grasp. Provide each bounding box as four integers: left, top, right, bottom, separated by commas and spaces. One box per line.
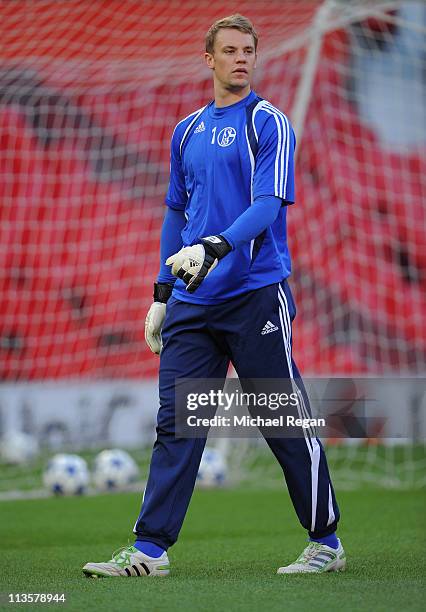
0, 0, 424, 492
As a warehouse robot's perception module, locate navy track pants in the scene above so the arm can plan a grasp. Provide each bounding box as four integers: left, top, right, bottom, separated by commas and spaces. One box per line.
133, 280, 340, 549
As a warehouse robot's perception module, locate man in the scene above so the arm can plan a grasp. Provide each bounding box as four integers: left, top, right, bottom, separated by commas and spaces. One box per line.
83, 14, 345, 578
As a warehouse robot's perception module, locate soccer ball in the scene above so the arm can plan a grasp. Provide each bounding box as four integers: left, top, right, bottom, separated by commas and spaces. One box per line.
43, 454, 89, 496
0, 431, 39, 465
92, 449, 139, 492
197, 447, 227, 488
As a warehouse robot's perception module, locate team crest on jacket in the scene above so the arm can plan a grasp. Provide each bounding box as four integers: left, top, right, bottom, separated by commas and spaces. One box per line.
217, 127, 236, 147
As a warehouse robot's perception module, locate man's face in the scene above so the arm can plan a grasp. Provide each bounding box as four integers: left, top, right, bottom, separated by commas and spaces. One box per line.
205, 28, 257, 92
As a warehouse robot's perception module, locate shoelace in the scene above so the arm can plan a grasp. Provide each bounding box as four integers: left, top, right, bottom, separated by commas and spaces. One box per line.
297, 543, 323, 563
110, 545, 134, 564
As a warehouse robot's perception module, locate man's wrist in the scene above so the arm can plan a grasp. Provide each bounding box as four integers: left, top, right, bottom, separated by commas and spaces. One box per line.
153, 282, 174, 303
200, 235, 232, 260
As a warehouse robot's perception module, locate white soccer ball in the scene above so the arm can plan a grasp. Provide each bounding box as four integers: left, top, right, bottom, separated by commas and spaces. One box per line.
197, 447, 227, 488
43, 454, 89, 496
92, 449, 139, 492
0, 431, 39, 465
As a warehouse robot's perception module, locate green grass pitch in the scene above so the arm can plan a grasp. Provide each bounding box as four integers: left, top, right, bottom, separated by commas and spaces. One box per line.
1, 488, 425, 611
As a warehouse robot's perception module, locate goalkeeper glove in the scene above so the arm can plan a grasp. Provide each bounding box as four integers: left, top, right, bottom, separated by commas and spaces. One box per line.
144, 282, 174, 355
166, 235, 231, 293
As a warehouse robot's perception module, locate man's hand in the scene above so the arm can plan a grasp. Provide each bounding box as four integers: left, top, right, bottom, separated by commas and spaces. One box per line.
145, 302, 166, 354
166, 235, 231, 293
144, 282, 173, 354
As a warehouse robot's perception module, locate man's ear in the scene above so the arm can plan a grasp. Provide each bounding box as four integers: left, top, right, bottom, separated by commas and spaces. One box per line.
204, 52, 215, 70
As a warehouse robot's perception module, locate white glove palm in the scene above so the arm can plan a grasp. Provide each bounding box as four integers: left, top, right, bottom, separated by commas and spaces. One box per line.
144, 302, 167, 355
166, 242, 225, 293
166, 245, 218, 282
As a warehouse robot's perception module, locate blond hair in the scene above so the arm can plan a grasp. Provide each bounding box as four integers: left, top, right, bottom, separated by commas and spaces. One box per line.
205, 14, 258, 54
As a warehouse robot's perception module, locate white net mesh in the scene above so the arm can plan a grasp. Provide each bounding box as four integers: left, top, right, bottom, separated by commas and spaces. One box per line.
1, 0, 319, 379
0, 0, 424, 380
292, 0, 425, 375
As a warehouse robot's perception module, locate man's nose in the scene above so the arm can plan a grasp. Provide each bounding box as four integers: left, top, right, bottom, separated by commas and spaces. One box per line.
236, 50, 247, 62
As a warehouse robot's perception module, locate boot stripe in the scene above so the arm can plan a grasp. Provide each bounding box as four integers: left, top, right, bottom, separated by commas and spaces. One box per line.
132, 564, 141, 576
141, 562, 150, 575
316, 552, 334, 561
125, 567, 131, 576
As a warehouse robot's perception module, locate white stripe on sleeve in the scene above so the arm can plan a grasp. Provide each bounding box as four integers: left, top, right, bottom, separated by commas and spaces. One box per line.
254, 103, 291, 199
263, 103, 290, 198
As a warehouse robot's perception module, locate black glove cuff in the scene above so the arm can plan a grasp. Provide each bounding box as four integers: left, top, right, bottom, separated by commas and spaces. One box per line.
200, 235, 232, 260
153, 282, 174, 304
